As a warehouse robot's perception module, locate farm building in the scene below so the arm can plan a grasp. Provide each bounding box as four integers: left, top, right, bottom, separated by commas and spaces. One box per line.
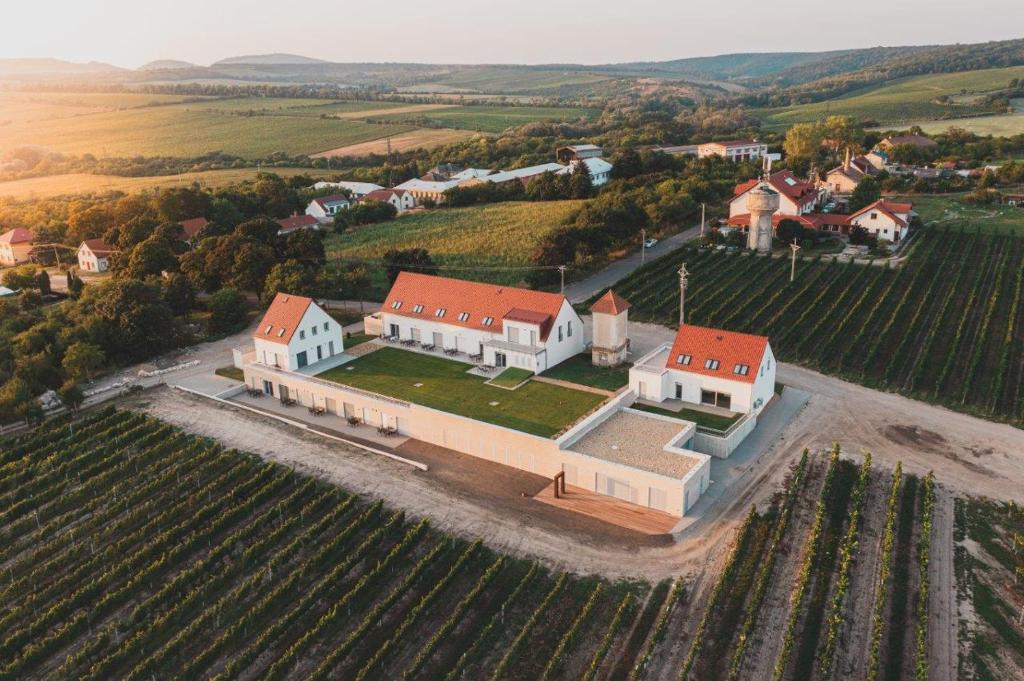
848, 199, 915, 243
372, 272, 585, 373
697, 139, 768, 162
77, 238, 114, 272
730, 170, 821, 218
556, 144, 604, 163
393, 178, 460, 205
0, 228, 34, 266
311, 180, 383, 198
558, 157, 613, 186
360, 189, 415, 213
252, 292, 343, 372
305, 194, 351, 223
275, 214, 321, 235
877, 134, 938, 151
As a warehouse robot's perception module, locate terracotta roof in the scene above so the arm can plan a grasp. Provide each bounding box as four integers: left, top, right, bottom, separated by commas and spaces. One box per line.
0, 228, 33, 244
666, 324, 769, 385
81, 238, 114, 255
382, 272, 568, 341
254, 292, 314, 344
362, 189, 408, 202
726, 213, 849, 230
827, 164, 867, 182
590, 289, 630, 315
311, 194, 350, 210
849, 199, 913, 228
734, 171, 817, 207
178, 217, 209, 239
276, 215, 320, 233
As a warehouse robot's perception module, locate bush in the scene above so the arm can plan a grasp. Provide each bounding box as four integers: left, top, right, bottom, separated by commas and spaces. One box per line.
208, 288, 249, 334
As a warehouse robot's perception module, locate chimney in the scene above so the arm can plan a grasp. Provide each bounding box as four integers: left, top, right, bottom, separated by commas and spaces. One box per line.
844, 148, 851, 171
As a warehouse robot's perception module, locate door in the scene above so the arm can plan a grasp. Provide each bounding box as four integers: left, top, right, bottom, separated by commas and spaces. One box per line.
325, 397, 337, 414
279, 385, 289, 401
495, 352, 507, 368
389, 323, 399, 337
411, 328, 421, 342
433, 332, 443, 347
262, 380, 273, 396
296, 351, 308, 368
674, 383, 683, 399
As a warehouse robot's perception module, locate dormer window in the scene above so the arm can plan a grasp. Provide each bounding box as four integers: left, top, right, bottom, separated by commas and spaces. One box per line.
391, 301, 402, 309
412, 304, 424, 313
704, 359, 720, 370
264, 324, 273, 335
676, 354, 691, 365
435, 308, 446, 318
733, 364, 750, 376
457, 312, 469, 322
277, 329, 285, 338
482, 316, 494, 326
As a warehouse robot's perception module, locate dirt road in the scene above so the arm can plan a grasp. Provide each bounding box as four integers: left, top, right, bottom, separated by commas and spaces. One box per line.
929, 487, 958, 681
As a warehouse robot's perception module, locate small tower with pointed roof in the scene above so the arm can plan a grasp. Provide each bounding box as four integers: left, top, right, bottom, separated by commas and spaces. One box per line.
589, 290, 630, 367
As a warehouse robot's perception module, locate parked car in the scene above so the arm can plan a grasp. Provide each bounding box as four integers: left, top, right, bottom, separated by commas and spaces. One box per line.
643, 238, 658, 248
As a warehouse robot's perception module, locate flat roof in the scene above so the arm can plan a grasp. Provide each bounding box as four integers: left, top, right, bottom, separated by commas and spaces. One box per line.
570, 411, 700, 479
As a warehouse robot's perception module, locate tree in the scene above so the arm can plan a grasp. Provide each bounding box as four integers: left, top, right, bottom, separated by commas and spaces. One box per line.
775, 219, 804, 245
162, 272, 195, 316
383, 248, 435, 285
228, 240, 276, 293
35, 269, 51, 296
336, 201, 397, 228
783, 122, 823, 166
849, 225, 876, 246
612, 148, 643, 179
83, 279, 178, 362
283, 229, 325, 268
122, 236, 178, 280
57, 381, 84, 413
263, 259, 318, 300
978, 169, 997, 189
848, 176, 881, 212
343, 266, 371, 310
2, 265, 39, 290
66, 269, 84, 299
61, 341, 105, 382
207, 288, 249, 334
568, 160, 594, 199
234, 217, 280, 247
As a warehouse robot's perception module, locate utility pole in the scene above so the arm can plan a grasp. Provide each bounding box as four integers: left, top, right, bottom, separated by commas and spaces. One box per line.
790, 242, 801, 282
700, 203, 706, 237
557, 265, 567, 293
641, 228, 647, 265
678, 263, 689, 325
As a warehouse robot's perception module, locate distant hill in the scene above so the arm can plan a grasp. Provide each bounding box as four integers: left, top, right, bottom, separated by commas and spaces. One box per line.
212, 53, 328, 66
0, 58, 122, 76
138, 59, 196, 71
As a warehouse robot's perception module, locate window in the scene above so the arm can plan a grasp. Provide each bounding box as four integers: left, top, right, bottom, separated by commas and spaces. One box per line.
676, 354, 692, 365
457, 312, 469, 322
482, 316, 494, 326
558, 326, 563, 342
870, 212, 878, 220
567, 321, 572, 337
277, 329, 285, 338
299, 330, 305, 340
323, 322, 329, 332
412, 304, 424, 313
264, 324, 273, 335
391, 301, 402, 309
435, 308, 446, 318
704, 359, 720, 370
311, 325, 318, 336
733, 364, 750, 376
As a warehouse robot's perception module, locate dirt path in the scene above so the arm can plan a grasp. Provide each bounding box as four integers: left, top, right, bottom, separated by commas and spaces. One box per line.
929, 487, 958, 681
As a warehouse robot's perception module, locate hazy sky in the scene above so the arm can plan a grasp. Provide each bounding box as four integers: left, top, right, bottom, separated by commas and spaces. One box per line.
4, 0, 1024, 67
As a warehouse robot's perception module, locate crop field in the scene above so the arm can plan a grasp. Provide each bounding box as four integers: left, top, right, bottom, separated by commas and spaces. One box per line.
0, 407, 676, 680
397, 68, 614, 94
755, 66, 1024, 129
602, 227, 1024, 425
907, 193, 1024, 234
369, 104, 599, 133
325, 199, 584, 291
903, 98, 1024, 137
0, 90, 206, 126
310, 127, 481, 158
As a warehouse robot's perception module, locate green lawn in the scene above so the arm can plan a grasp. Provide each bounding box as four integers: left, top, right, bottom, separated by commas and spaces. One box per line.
540, 353, 630, 391
631, 403, 741, 432
343, 332, 376, 347
901, 194, 1024, 234
316, 347, 604, 437
487, 367, 534, 389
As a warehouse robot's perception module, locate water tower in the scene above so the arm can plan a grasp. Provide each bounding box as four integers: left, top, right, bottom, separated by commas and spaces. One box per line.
589, 290, 630, 367
746, 183, 779, 253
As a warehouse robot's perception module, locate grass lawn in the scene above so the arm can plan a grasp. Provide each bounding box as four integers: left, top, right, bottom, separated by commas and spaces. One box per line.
215, 366, 244, 381
487, 367, 533, 389
343, 332, 376, 347
632, 403, 741, 432
316, 347, 604, 437
900, 194, 1024, 234
540, 353, 630, 391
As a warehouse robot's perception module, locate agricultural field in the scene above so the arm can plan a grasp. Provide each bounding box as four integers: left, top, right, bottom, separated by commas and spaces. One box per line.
0, 407, 668, 680
369, 104, 600, 133
324, 199, 584, 291
310, 127, 481, 158
602, 227, 1024, 425
0, 90, 206, 126
396, 67, 614, 94
906, 193, 1024, 234
755, 65, 1024, 129
904, 98, 1024, 137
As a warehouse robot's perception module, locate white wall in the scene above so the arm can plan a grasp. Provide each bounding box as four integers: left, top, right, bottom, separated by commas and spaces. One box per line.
254, 303, 343, 371
850, 211, 907, 241
77, 246, 108, 272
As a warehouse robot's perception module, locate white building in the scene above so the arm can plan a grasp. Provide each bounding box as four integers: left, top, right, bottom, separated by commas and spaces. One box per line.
557, 157, 613, 186
376, 272, 585, 373
848, 199, 915, 243
253, 293, 343, 372
311, 181, 384, 198
77, 239, 114, 273
630, 324, 776, 417
305, 194, 351, 223
360, 189, 416, 213
0, 228, 34, 266
729, 170, 820, 218
590, 290, 630, 367
698, 140, 768, 162
392, 178, 460, 205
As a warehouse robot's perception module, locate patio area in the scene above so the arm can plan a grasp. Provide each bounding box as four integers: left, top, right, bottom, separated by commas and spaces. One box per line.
533, 482, 680, 535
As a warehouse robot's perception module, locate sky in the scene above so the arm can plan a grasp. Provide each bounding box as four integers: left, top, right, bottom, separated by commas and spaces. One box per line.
3, 0, 1024, 67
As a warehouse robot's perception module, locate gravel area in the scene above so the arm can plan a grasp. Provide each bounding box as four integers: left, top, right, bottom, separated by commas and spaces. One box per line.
571, 411, 699, 478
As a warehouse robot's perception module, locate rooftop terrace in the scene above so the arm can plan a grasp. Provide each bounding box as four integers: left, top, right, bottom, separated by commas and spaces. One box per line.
569, 410, 701, 479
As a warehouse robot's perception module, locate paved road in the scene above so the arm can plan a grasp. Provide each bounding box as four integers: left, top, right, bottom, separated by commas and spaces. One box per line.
564, 225, 700, 303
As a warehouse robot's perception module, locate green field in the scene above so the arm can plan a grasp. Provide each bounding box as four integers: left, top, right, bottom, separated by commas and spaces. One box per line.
905, 193, 1024, 233
318, 347, 603, 437
325, 200, 584, 290
540, 353, 631, 391
603, 227, 1024, 425
369, 104, 599, 133
755, 66, 1024, 129
399, 67, 613, 94
900, 98, 1024, 136
0, 90, 207, 125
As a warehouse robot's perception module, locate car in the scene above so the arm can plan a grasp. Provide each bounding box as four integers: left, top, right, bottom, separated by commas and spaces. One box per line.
643, 238, 658, 248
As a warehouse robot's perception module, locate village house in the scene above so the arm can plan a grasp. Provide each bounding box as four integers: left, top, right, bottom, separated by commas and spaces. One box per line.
360, 189, 416, 213
729, 170, 821, 218
556, 144, 604, 163
304, 194, 351, 223
0, 228, 34, 266
392, 178, 460, 205
848, 199, 915, 243
177, 217, 210, 245
275, 214, 321, 235
824, 150, 878, 194
372, 272, 585, 373
311, 180, 383, 198
629, 324, 776, 417
252, 292, 343, 373
877, 134, 938, 151
697, 139, 768, 162
77, 238, 114, 272
725, 211, 851, 235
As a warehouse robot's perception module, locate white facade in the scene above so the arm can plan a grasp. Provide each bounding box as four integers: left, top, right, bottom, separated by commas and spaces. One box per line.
254, 303, 343, 372
363, 190, 416, 213
305, 196, 350, 223
77, 243, 110, 272
557, 157, 613, 186
698, 141, 768, 162
849, 202, 914, 243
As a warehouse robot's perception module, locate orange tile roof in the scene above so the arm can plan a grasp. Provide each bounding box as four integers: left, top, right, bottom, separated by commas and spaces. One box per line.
254, 292, 314, 344
382, 272, 568, 341
590, 289, 630, 315
850, 199, 913, 228
726, 212, 850, 229
0, 228, 33, 244
733, 171, 817, 206
666, 324, 769, 385
178, 217, 209, 239
276, 215, 319, 233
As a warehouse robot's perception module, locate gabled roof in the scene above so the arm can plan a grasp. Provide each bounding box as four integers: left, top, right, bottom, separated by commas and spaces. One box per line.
849, 199, 914, 228
310, 194, 350, 210
726, 212, 850, 230
827, 164, 867, 182
393, 178, 460, 193
0, 228, 33, 244
254, 292, 315, 344
312, 180, 383, 194
561, 144, 602, 152
382, 272, 569, 341
558, 157, 613, 176
81, 238, 114, 255
667, 324, 769, 385
590, 289, 630, 315
362, 189, 408, 202
276, 215, 320, 233
178, 217, 209, 239
733, 170, 817, 206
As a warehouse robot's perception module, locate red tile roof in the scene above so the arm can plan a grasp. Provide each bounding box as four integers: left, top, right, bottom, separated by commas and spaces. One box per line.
0, 228, 33, 244
254, 292, 314, 344
382, 272, 568, 341
178, 217, 209, 239
726, 212, 849, 230
276, 215, 320, 233
590, 289, 630, 315
666, 324, 769, 385
734, 171, 817, 207
81, 238, 114, 255
850, 199, 913, 228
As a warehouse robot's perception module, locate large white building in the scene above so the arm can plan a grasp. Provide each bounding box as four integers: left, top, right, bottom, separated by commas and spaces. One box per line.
630, 324, 776, 417
253, 293, 343, 373
361, 189, 416, 213
698, 139, 768, 162
311, 181, 384, 198
848, 199, 915, 243
375, 272, 585, 372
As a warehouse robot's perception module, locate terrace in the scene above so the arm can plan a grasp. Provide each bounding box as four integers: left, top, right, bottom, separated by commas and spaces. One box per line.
315, 347, 606, 438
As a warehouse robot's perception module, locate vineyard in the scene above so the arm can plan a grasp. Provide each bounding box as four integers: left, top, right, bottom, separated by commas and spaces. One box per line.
604, 227, 1024, 426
